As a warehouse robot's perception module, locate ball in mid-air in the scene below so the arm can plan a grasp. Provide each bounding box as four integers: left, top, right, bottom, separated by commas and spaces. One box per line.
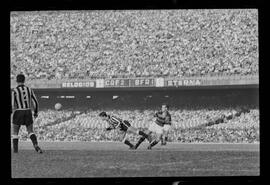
55, 103, 62, 110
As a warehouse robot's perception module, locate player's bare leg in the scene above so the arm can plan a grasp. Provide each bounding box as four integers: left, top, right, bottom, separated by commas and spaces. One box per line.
128, 127, 151, 149
161, 135, 165, 145
147, 133, 162, 150
160, 129, 165, 145
143, 129, 153, 143
133, 131, 153, 149
161, 131, 168, 145
26, 124, 43, 153
121, 132, 135, 149
12, 124, 20, 153
133, 136, 145, 149
128, 127, 152, 142
161, 125, 171, 145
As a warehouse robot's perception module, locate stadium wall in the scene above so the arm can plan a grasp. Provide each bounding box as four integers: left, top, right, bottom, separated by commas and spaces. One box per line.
10, 75, 259, 89
35, 86, 259, 110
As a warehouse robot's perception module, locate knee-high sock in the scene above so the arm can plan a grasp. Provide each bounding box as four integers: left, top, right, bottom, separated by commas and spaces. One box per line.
150, 139, 159, 148
29, 133, 38, 146
12, 135, 19, 153
124, 139, 134, 148
134, 137, 146, 149
165, 136, 168, 141
138, 130, 149, 138
162, 134, 168, 142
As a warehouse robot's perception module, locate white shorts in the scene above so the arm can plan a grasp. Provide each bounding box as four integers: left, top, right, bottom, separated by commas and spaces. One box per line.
148, 122, 163, 135
163, 124, 171, 132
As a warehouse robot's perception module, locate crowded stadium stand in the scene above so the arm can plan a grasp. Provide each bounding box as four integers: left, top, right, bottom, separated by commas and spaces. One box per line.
10, 9, 258, 80
10, 9, 259, 143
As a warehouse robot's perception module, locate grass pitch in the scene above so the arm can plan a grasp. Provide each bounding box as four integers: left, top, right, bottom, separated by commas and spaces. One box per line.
11, 142, 259, 178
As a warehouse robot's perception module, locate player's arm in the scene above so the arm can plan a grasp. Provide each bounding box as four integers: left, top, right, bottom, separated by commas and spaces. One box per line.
31, 89, 39, 118
154, 111, 164, 118
164, 114, 172, 124
11, 89, 15, 114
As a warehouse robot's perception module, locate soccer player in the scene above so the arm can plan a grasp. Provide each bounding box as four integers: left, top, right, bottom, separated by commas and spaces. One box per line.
133, 104, 171, 149
98, 112, 150, 149
160, 104, 172, 145
11, 74, 43, 153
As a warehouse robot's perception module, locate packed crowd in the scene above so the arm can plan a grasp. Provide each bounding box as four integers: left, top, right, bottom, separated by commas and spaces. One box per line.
34, 109, 73, 127
15, 107, 259, 143
10, 9, 258, 80
171, 126, 259, 143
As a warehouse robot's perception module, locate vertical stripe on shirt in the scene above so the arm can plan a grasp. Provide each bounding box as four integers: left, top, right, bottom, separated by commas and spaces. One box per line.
11, 85, 38, 112
21, 86, 29, 108
26, 86, 31, 108
16, 87, 24, 109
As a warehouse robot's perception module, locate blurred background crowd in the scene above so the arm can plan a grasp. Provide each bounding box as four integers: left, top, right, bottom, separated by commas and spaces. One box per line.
10, 9, 258, 80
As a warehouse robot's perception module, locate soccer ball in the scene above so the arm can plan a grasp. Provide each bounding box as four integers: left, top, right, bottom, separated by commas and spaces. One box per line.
55, 103, 62, 110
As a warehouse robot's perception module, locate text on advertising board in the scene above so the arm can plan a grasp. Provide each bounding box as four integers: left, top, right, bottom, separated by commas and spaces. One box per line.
62, 81, 95, 88
166, 79, 201, 86
134, 79, 154, 86
105, 79, 129, 87
130, 78, 155, 87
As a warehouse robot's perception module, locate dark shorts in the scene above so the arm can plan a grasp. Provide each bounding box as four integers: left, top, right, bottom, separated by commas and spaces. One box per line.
12, 110, 33, 126
119, 120, 131, 132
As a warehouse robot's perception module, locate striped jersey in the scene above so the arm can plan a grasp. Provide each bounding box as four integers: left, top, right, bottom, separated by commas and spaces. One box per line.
11, 84, 38, 113
154, 111, 172, 126
106, 115, 123, 129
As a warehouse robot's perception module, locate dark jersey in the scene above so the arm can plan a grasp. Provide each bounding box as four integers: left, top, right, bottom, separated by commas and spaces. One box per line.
106, 115, 131, 132
154, 111, 172, 126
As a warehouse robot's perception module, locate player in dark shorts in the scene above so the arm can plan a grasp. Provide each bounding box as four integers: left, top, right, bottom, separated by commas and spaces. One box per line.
11, 74, 43, 153
98, 112, 151, 149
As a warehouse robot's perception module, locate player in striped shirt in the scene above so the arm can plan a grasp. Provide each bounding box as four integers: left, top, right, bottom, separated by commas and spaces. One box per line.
11, 74, 43, 153
160, 104, 172, 145
98, 112, 150, 149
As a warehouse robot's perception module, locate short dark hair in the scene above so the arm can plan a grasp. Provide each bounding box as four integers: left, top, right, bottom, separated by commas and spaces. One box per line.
162, 104, 169, 109
99, 111, 107, 117
16, 74, 25, 83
